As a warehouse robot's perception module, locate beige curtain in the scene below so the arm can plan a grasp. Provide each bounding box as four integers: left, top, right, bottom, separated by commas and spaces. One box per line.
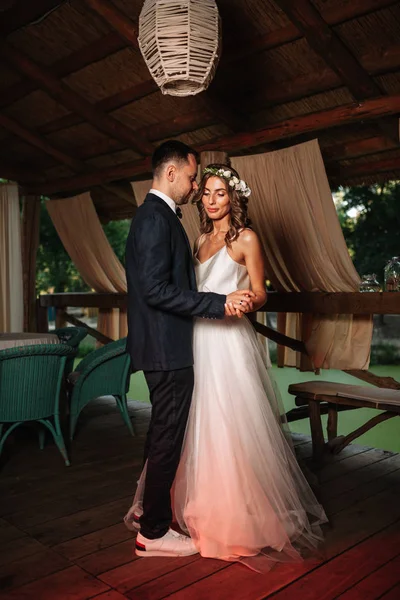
131, 179, 201, 249
47, 193, 127, 340
0, 183, 23, 333
232, 140, 372, 370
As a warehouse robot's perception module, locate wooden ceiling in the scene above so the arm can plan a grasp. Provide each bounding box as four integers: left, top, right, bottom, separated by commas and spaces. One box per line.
1, 0, 400, 219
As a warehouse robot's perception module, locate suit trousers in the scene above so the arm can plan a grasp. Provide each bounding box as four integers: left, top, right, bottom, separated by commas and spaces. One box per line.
140, 367, 194, 539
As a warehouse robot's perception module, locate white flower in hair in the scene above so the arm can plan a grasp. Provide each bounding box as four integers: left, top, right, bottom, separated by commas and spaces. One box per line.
202, 166, 251, 198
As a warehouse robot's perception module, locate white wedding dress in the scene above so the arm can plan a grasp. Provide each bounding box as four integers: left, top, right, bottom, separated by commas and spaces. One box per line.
127, 245, 327, 569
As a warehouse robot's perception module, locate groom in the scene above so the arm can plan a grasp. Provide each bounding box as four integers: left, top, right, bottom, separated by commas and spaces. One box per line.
125, 140, 254, 558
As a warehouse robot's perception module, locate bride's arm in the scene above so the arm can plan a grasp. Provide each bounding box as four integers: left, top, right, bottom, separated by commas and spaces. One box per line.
239, 229, 267, 311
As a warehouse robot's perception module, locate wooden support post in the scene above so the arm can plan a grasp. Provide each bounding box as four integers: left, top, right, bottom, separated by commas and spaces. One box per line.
308, 400, 325, 461
36, 299, 48, 333
329, 412, 398, 455
276, 312, 287, 367
200, 151, 229, 171
327, 404, 338, 441
21, 195, 41, 332
55, 308, 66, 329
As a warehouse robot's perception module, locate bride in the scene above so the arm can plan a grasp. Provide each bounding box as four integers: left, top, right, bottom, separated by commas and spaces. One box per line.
127, 164, 327, 568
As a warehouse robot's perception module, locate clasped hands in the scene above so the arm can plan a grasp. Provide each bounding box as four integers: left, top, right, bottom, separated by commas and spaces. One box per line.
225, 289, 255, 318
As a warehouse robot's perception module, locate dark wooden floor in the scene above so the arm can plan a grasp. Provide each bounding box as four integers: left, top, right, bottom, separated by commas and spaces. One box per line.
1, 398, 400, 600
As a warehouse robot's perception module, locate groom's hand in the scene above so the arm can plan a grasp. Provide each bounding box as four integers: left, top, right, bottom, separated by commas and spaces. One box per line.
225, 290, 255, 318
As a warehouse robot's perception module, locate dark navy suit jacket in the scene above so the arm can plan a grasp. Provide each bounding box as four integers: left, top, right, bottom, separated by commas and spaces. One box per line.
125, 193, 226, 372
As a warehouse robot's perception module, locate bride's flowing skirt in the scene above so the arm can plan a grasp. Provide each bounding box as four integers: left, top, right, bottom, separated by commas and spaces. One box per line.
129, 316, 327, 569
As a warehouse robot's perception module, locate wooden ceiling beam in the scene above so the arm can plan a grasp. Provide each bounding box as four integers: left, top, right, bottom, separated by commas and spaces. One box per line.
249, 70, 341, 112
274, 0, 398, 145
0, 0, 65, 37
76, 139, 124, 161
224, 0, 399, 66
274, 0, 382, 100
27, 108, 217, 168
0, 111, 136, 208
26, 157, 152, 195
76, 109, 216, 160
0, 113, 85, 172
1, 0, 395, 149
328, 155, 400, 182
25, 93, 400, 195
84, 0, 140, 49
214, 126, 399, 162
38, 79, 158, 136
0, 41, 154, 156
26, 35, 400, 146
196, 94, 400, 154
312, 0, 398, 25
0, 159, 45, 183
1, 0, 396, 116
0, 33, 125, 110
141, 109, 217, 142
200, 92, 244, 133
247, 42, 400, 111
323, 135, 399, 161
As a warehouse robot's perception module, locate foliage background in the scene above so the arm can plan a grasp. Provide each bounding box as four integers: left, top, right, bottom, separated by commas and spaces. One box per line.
36, 199, 130, 294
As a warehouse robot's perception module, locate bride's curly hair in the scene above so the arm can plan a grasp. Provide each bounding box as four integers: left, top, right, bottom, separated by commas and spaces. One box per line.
193, 163, 252, 245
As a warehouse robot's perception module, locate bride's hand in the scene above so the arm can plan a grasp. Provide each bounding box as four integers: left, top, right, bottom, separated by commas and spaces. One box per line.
226, 290, 255, 310
225, 302, 246, 318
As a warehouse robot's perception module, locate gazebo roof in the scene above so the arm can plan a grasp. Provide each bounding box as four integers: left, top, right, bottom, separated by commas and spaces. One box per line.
1, 0, 400, 220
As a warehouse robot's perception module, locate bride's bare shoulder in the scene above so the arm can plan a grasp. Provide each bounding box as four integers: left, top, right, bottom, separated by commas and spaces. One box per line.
237, 228, 259, 246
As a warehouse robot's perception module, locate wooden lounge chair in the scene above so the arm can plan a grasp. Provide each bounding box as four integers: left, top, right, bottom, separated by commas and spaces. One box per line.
288, 381, 400, 460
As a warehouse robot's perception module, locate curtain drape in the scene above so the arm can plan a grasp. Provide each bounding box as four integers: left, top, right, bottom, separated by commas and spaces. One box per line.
0, 183, 23, 333
131, 179, 201, 249
231, 140, 372, 370
47, 193, 127, 340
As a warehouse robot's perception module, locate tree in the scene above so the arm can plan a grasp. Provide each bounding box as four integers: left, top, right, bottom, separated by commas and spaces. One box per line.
36, 198, 131, 294
36, 199, 89, 293
338, 182, 400, 283
102, 219, 130, 264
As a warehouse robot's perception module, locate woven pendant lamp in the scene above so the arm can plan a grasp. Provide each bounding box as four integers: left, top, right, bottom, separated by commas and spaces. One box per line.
138, 0, 221, 97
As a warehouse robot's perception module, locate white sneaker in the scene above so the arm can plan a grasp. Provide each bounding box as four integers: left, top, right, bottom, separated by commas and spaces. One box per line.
135, 529, 198, 557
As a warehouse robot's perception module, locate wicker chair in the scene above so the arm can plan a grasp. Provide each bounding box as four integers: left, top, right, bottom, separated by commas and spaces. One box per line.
69, 338, 133, 439
0, 344, 77, 466
54, 327, 88, 376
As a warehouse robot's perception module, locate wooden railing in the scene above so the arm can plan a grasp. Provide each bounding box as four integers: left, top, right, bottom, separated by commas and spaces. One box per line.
38, 290, 400, 315
37, 291, 400, 421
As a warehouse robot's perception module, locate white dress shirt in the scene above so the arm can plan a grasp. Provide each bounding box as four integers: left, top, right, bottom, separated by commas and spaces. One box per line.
149, 188, 176, 214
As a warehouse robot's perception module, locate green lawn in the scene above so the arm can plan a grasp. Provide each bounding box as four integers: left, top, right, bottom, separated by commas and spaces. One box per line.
128, 365, 400, 453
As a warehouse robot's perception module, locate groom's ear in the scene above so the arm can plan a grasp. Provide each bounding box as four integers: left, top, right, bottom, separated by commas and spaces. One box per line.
166, 163, 177, 182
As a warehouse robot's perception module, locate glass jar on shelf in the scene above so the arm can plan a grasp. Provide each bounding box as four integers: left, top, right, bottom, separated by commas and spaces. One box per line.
384, 257, 400, 292
359, 274, 381, 292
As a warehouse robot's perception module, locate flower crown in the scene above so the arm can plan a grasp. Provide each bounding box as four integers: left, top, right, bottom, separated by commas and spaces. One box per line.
203, 167, 251, 198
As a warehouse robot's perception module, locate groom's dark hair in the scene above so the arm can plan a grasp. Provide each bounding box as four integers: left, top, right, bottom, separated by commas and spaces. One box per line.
152, 140, 199, 177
